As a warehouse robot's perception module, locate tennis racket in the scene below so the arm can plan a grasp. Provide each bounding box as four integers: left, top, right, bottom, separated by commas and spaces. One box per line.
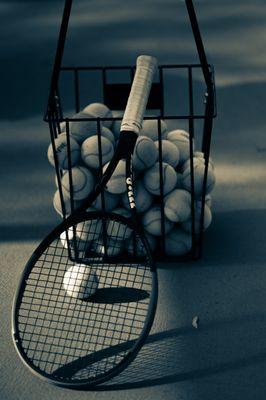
12, 55, 158, 388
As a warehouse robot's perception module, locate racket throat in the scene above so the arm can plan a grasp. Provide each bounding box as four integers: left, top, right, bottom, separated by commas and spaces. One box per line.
117, 131, 138, 159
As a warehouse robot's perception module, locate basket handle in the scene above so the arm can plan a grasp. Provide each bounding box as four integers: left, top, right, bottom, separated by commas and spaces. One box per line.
185, 0, 213, 93
47, 0, 213, 111
48, 0, 73, 113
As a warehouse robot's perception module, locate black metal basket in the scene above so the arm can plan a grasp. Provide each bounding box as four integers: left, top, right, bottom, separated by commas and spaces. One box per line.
45, 0, 216, 262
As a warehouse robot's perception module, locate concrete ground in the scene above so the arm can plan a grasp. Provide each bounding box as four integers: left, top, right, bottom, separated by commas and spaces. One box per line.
1, 1, 266, 399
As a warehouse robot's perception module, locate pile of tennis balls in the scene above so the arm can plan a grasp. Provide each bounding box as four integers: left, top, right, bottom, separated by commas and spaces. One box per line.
47, 102, 215, 256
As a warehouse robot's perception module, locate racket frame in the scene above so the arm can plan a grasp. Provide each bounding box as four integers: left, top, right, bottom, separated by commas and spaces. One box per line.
13, 122, 158, 388
12, 211, 158, 388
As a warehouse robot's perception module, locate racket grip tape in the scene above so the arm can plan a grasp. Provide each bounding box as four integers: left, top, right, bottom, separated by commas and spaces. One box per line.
121, 55, 158, 135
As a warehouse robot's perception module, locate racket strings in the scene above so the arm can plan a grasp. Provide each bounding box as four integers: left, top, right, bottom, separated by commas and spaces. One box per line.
17, 215, 153, 383
19, 243, 66, 358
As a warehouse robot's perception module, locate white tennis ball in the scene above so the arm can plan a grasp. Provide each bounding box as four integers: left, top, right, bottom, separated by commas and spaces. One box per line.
61, 166, 95, 200
195, 194, 212, 209
181, 157, 216, 197
132, 136, 158, 171
154, 139, 180, 168
60, 227, 88, 253
140, 119, 168, 141
182, 154, 213, 172
164, 189, 191, 223
92, 190, 120, 211
167, 129, 193, 164
142, 205, 174, 236
164, 227, 192, 256
143, 162, 177, 196
126, 232, 157, 256
204, 194, 212, 208
193, 151, 214, 170
111, 111, 123, 139
70, 111, 98, 144
91, 237, 124, 257
107, 208, 132, 240
60, 121, 66, 133
47, 133, 80, 169
121, 180, 153, 213
103, 160, 126, 194
76, 213, 103, 242
63, 264, 99, 299
99, 126, 115, 145
70, 107, 115, 144
60, 227, 73, 248
81, 135, 114, 169
83, 103, 113, 129
53, 189, 82, 217
182, 203, 212, 234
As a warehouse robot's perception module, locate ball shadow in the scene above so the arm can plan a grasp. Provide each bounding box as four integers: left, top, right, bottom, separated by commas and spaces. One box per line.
84, 287, 149, 304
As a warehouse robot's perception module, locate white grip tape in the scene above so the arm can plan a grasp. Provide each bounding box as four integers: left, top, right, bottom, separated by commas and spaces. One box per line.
121, 55, 157, 134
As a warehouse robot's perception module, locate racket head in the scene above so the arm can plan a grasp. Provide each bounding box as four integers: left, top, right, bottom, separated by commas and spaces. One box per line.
12, 210, 158, 388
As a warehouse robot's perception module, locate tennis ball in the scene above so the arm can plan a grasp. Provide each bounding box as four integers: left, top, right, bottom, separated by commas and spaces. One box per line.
164, 189, 191, 223
53, 189, 82, 217
194, 151, 214, 170
81, 135, 114, 169
100, 126, 115, 145
140, 119, 168, 141
167, 129, 193, 164
83, 102, 113, 129
70, 111, 98, 144
132, 136, 158, 171
182, 203, 212, 234
75, 207, 102, 242
126, 232, 157, 257
143, 162, 177, 196
142, 205, 174, 236
55, 171, 69, 188
181, 155, 214, 173
60, 227, 89, 253
111, 111, 124, 139
70, 108, 115, 144
103, 160, 127, 194
91, 237, 124, 257
154, 139, 180, 168
61, 166, 95, 200
92, 190, 120, 211
121, 180, 153, 213
164, 227, 192, 256
63, 264, 99, 299
107, 208, 132, 240
195, 194, 212, 209
204, 194, 212, 208
181, 157, 216, 197
59, 121, 66, 133
47, 133, 80, 169
60, 227, 73, 248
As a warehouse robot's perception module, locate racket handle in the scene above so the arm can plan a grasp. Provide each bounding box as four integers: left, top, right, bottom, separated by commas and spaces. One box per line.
121, 55, 157, 134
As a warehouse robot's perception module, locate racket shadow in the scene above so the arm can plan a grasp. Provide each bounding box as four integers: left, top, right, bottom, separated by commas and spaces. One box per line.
52, 314, 266, 391
96, 315, 266, 391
